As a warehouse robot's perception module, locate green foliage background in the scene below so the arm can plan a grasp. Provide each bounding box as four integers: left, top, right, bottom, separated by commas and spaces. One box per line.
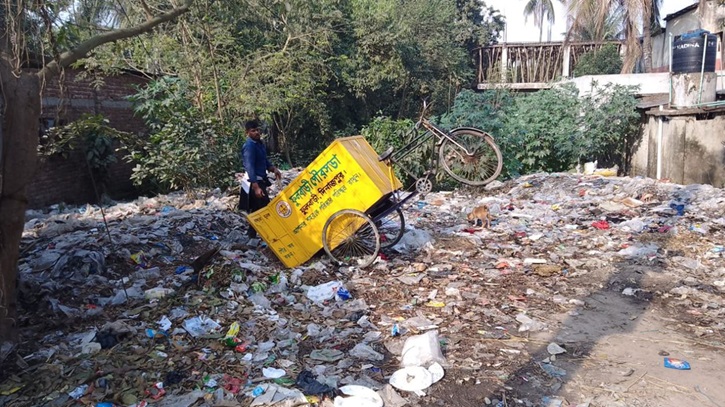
360, 83, 641, 180
42, 0, 642, 192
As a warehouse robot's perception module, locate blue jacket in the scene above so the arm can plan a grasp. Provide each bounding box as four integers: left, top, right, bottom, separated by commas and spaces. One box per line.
242, 138, 273, 184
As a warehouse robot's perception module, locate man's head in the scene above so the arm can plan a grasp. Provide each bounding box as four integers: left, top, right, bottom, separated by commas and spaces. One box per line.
245, 120, 262, 141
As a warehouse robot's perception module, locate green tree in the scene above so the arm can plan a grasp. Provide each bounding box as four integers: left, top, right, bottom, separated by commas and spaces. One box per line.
124, 77, 239, 192
0, 0, 193, 346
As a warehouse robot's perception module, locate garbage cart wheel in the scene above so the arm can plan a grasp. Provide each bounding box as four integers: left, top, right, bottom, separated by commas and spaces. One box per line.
323, 209, 381, 268
439, 128, 502, 186
377, 208, 405, 250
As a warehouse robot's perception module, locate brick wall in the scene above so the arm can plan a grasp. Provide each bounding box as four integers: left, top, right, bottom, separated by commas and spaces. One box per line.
27, 69, 149, 208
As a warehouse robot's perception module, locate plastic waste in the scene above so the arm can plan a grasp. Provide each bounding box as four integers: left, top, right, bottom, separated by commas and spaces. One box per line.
619, 218, 646, 233
389, 363, 444, 395
68, 384, 89, 399
617, 244, 659, 258
144, 287, 175, 300
295, 370, 336, 395
392, 228, 433, 253
539, 362, 567, 378
664, 358, 691, 370
334, 385, 384, 407
516, 313, 547, 332
262, 367, 286, 379
157, 316, 172, 331
182, 316, 221, 338
306, 281, 345, 303
349, 343, 385, 361
400, 330, 446, 368
310, 348, 344, 362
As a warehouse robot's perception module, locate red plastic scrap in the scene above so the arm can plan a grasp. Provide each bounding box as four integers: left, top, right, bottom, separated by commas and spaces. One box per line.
144, 382, 165, 400
591, 220, 610, 230
223, 375, 243, 394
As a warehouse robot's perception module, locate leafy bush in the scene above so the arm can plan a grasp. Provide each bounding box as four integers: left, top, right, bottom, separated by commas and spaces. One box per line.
360, 116, 427, 185
124, 77, 241, 193
433, 83, 640, 177
40, 114, 127, 191
501, 84, 581, 174
496, 82, 640, 174
573, 44, 623, 77
575, 82, 641, 168
435, 89, 517, 177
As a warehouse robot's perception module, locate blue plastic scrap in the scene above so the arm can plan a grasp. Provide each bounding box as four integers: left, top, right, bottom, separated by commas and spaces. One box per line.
664, 358, 691, 370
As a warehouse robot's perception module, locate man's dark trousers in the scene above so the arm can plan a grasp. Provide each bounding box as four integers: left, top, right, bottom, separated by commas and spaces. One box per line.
239, 181, 270, 238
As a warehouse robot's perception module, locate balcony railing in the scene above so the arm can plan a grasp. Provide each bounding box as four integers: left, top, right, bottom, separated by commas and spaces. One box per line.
474, 41, 624, 88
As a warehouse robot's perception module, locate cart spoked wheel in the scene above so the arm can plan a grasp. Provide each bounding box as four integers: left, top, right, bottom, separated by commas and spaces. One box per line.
323, 209, 381, 268
377, 208, 405, 250
415, 176, 433, 194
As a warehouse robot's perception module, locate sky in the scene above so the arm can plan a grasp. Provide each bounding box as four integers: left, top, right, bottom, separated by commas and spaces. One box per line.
486, 0, 699, 43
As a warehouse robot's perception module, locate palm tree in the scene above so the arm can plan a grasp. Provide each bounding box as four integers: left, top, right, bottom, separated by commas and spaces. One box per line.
566, 1, 624, 41
565, 0, 662, 73
523, 0, 562, 42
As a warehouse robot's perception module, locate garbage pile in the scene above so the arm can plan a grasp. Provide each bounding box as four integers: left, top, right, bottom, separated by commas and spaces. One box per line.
1, 171, 723, 407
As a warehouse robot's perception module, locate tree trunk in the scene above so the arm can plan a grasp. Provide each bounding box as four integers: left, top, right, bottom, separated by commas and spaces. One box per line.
0, 62, 41, 341
642, 0, 653, 73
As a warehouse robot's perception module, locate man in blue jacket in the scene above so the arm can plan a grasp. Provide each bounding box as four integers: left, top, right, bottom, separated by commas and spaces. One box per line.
239, 120, 282, 238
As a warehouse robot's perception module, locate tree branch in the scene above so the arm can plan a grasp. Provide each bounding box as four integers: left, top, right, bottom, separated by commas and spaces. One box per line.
37, 0, 194, 81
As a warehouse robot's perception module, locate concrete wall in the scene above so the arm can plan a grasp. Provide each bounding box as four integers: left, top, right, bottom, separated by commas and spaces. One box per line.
631, 113, 725, 187
561, 70, 725, 98
563, 72, 672, 95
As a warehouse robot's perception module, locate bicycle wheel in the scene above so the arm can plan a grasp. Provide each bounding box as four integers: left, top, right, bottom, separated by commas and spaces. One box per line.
377, 208, 405, 250
439, 129, 503, 186
322, 209, 380, 268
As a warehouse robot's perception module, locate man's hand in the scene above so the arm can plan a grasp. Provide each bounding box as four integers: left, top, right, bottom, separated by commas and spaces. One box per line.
252, 183, 264, 198
273, 167, 282, 181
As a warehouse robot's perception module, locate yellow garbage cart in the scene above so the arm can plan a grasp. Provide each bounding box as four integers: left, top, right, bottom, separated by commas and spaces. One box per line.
246, 136, 409, 268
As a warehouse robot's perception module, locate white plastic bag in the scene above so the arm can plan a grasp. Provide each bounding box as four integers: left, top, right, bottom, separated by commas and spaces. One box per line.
401, 330, 446, 368
389, 363, 444, 395
306, 281, 344, 303
333, 385, 383, 407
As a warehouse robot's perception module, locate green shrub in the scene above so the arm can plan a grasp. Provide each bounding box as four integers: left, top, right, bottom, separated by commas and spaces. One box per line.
360, 116, 426, 185
501, 84, 581, 174
573, 44, 623, 77
40, 114, 126, 192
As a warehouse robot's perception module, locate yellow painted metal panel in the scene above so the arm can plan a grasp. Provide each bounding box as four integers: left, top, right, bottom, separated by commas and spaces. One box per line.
246, 136, 403, 268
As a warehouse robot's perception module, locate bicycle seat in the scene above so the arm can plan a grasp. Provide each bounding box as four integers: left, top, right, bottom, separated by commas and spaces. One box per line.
378, 146, 394, 162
